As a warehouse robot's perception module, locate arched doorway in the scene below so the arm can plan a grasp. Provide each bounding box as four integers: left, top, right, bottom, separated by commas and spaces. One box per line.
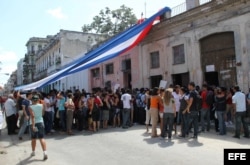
200, 32, 237, 88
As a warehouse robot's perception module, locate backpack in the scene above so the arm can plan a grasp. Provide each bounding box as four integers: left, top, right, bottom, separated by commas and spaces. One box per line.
205, 91, 214, 106
195, 91, 202, 111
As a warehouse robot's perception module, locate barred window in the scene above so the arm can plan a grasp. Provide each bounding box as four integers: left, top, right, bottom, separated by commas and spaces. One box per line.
150, 51, 160, 68
106, 63, 114, 75
91, 68, 100, 77
173, 44, 185, 64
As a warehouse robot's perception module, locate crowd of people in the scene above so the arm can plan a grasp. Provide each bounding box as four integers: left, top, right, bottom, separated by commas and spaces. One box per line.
1, 82, 250, 159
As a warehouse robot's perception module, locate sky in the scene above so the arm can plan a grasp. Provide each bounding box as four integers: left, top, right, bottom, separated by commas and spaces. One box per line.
0, 0, 185, 86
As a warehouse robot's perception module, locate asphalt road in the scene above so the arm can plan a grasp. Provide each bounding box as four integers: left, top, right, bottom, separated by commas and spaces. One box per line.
0, 124, 249, 165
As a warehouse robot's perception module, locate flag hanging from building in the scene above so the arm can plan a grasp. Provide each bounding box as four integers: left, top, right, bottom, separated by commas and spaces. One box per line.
14, 6, 171, 91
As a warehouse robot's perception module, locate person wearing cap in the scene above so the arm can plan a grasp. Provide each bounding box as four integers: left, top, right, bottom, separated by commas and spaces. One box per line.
232, 85, 249, 138
4, 94, 17, 135
29, 95, 48, 160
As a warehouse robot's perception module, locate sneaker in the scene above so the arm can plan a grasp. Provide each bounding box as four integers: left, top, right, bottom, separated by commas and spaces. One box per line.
51, 129, 55, 133
18, 137, 23, 140
43, 154, 48, 160
30, 152, 35, 157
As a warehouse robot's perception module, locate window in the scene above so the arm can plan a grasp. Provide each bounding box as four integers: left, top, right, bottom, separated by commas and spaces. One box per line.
150, 51, 160, 68
106, 63, 114, 74
173, 44, 185, 64
91, 68, 100, 78
225, 56, 236, 68
121, 59, 131, 71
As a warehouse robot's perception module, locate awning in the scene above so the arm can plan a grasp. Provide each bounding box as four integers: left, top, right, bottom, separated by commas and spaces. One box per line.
14, 7, 171, 91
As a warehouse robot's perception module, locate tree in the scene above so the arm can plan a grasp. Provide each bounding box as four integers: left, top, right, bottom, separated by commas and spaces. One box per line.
82, 5, 138, 36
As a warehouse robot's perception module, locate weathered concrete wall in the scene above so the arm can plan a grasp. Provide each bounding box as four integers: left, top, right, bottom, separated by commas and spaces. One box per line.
140, 0, 250, 92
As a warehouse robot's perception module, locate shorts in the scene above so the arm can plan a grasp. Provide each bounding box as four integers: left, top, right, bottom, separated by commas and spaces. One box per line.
159, 112, 163, 118
92, 109, 100, 122
31, 122, 45, 139
102, 110, 109, 121
114, 108, 120, 117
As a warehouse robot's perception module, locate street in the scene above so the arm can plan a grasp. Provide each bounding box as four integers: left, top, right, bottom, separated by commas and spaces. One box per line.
0, 125, 249, 165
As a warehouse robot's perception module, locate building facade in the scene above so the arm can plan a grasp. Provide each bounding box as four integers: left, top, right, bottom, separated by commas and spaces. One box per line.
88, 0, 250, 92
34, 30, 102, 92
16, 58, 24, 86
24, 37, 49, 84
88, 47, 141, 92
140, 0, 250, 91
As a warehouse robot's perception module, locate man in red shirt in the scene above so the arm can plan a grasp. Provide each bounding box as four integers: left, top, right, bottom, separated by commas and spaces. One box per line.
200, 84, 211, 132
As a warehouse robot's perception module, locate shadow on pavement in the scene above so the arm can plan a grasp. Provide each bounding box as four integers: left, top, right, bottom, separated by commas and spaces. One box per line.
17, 156, 44, 165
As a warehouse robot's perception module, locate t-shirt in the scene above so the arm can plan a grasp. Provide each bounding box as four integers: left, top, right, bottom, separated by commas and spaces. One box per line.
232, 91, 246, 112
44, 98, 52, 112
22, 99, 31, 116
4, 98, 16, 117
121, 93, 132, 109
30, 104, 44, 124
189, 90, 197, 111
58, 97, 66, 111
163, 98, 175, 113
172, 92, 180, 112
201, 91, 209, 109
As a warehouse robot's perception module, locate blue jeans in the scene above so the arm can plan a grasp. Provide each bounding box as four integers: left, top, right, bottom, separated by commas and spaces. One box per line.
18, 117, 30, 138
187, 111, 199, 137
201, 108, 210, 131
161, 113, 175, 138
59, 110, 66, 131
235, 111, 249, 137
122, 108, 130, 127
44, 111, 53, 133
216, 111, 226, 135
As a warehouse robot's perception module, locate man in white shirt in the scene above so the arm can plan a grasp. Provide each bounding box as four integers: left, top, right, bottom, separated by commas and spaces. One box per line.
4, 94, 17, 135
232, 85, 249, 138
121, 89, 132, 129
44, 93, 53, 134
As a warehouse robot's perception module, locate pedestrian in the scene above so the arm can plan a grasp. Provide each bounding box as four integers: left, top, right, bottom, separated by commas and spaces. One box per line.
149, 87, 163, 138
144, 89, 152, 133
29, 95, 48, 160
102, 93, 111, 129
200, 84, 211, 132
4, 94, 17, 135
178, 87, 189, 138
57, 91, 66, 132
43, 93, 53, 135
161, 89, 176, 140
65, 93, 75, 135
232, 85, 249, 139
18, 92, 32, 140
185, 82, 199, 139
214, 87, 227, 135
112, 93, 120, 128
121, 89, 132, 129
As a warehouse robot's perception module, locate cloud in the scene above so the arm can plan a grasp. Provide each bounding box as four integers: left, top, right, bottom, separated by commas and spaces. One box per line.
46, 7, 68, 19
0, 47, 18, 74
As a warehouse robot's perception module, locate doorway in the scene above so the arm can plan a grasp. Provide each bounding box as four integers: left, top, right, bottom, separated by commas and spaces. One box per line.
200, 32, 236, 89
204, 72, 219, 87
150, 75, 162, 88
172, 72, 190, 87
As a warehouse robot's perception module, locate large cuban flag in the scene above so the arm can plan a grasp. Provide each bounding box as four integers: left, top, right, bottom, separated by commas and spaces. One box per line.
15, 7, 171, 91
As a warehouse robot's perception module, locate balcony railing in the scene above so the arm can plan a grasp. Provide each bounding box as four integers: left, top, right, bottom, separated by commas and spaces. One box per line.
171, 0, 212, 17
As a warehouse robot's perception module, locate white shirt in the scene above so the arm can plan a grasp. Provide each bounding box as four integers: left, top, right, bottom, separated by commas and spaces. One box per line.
121, 93, 132, 109
44, 98, 52, 112
232, 91, 246, 112
4, 98, 17, 117
172, 92, 181, 112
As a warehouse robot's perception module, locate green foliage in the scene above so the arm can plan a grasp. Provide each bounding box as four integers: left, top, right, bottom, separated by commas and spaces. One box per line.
82, 5, 138, 36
